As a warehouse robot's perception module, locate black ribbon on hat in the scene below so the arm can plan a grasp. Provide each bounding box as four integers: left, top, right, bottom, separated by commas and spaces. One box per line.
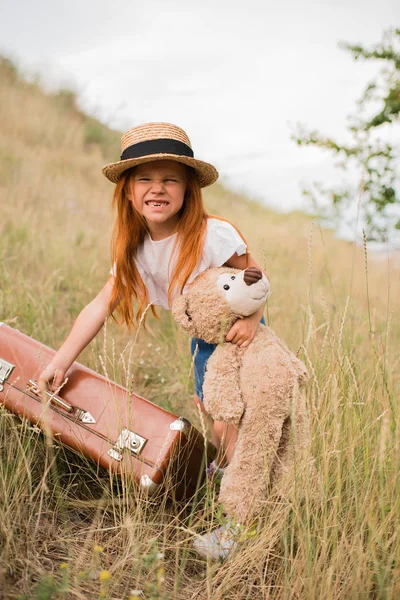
121, 138, 194, 161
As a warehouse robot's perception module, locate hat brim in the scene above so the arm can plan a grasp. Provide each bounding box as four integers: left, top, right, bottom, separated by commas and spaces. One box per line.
102, 154, 218, 188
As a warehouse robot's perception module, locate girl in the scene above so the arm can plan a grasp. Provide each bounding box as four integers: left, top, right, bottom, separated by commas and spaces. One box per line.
39, 122, 266, 475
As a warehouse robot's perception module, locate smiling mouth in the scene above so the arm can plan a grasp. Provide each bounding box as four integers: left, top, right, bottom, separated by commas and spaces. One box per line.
145, 200, 169, 207
251, 292, 268, 301
250, 283, 269, 301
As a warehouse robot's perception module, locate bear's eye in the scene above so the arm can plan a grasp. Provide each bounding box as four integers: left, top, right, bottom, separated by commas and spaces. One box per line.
231, 276, 236, 280
223, 284, 230, 290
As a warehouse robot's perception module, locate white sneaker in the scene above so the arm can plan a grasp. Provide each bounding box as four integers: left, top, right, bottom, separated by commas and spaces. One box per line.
193, 522, 241, 561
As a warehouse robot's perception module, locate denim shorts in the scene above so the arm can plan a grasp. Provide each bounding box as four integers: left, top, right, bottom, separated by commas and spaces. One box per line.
190, 316, 266, 401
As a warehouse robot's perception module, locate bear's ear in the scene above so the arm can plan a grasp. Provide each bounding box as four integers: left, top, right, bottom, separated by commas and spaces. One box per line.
171, 294, 197, 336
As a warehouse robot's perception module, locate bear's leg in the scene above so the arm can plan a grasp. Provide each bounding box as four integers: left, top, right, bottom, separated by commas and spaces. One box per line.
269, 389, 312, 499
218, 413, 289, 525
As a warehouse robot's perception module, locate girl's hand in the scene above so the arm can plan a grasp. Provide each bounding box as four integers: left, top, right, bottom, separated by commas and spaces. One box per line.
222, 252, 268, 349
39, 363, 68, 392
225, 313, 261, 348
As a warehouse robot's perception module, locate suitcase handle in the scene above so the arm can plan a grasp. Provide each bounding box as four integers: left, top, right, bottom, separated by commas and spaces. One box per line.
27, 380, 96, 424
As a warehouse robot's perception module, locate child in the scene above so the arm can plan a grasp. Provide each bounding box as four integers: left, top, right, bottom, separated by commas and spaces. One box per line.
39, 122, 267, 554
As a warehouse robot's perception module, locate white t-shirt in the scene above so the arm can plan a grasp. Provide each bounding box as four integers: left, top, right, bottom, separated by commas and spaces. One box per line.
111, 217, 247, 310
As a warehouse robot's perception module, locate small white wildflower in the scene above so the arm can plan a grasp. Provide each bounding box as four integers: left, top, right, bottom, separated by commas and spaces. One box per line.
156, 552, 164, 560
147, 343, 152, 348
139, 360, 145, 365
155, 346, 161, 352
144, 374, 149, 380
161, 378, 165, 383
130, 590, 144, 598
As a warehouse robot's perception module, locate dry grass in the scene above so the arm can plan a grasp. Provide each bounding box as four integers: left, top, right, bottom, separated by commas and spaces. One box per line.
0, 57, 399, 599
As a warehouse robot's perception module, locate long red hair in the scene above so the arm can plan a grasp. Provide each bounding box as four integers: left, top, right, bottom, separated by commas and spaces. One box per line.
109, 166, 248, 328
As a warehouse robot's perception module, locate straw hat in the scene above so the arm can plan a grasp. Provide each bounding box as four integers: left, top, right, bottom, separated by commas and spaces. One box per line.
102, 122, 219, 187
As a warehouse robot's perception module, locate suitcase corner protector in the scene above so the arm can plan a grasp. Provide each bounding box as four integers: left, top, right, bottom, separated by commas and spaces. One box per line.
140, 474, 162, 496
170, 417, 191, 435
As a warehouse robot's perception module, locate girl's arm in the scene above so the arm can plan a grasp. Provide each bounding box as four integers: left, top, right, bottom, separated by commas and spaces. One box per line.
39, 277, 119, 391
223, 253, 269, 348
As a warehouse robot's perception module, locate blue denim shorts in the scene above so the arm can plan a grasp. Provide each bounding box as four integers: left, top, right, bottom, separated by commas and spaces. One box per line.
190, 316, 266, 401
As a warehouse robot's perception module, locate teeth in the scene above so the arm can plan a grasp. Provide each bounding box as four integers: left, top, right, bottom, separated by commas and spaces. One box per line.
147, 201, 168, 207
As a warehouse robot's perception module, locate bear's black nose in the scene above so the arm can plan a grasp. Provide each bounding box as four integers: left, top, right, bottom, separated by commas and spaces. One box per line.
243, 267, 263, 286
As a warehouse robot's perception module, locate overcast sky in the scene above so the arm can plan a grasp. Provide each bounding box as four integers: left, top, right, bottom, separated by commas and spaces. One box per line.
1, 0, 399, 224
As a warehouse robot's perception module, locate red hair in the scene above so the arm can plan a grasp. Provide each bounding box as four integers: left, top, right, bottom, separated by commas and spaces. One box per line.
109, 166, 248, 328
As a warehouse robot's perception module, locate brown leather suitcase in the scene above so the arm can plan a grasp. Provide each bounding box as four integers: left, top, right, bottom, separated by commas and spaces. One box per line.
0, 322, 216, 500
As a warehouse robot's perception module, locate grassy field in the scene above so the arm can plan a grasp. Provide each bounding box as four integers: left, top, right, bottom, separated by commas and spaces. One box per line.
0, 57, 399, 599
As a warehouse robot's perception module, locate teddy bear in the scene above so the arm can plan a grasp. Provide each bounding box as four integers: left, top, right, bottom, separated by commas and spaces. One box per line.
172, 266, 311, 530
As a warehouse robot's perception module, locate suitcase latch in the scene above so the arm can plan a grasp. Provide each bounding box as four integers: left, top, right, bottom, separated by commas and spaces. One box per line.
0, 358, 15, 392
107, 428, 147, 461
27, 380, 96, 424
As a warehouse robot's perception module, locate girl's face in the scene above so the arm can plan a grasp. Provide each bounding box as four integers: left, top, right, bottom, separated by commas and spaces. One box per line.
129, 160, 187, 240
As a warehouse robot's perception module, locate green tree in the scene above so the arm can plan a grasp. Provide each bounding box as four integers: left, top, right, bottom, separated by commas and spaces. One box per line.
293, 28, 400, 243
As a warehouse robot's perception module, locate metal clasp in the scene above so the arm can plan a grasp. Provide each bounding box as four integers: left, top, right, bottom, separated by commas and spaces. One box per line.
27, 380, 96, 424
107, 428, 147, 461
170, 417, 190, 435
0, 358, 15, 392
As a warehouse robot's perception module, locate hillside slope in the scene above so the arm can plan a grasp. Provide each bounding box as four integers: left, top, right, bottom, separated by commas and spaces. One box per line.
0, 57, 399, 600
1, 57, 395, 348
